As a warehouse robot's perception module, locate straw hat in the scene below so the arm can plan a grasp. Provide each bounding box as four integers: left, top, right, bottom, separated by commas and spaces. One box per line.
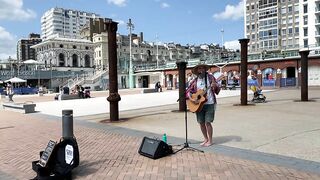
192, 63, 210, 74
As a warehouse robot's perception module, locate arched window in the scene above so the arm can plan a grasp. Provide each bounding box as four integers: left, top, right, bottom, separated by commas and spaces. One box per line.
59, 53, 65, 67
72, 54, 78, 67
84, 55, 90, 67
263, 68, 274, 80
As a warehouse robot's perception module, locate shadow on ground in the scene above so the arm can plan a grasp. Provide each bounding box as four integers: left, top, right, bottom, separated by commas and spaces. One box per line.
188, 135, 242, 145
72, 160, 100, 177
213, 135, 242, 145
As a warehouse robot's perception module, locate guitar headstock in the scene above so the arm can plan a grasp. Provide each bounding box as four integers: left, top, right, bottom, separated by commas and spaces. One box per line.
215, 74, 225, 82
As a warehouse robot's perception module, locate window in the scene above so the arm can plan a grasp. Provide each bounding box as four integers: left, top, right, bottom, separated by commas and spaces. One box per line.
84, 55, 90, 67
72, 54, 78, 67
304, 28, 308, 36
304, 39, 308, 48
303, 16, 308, 25
58, 53, 65, 67
304, 5, 308, 14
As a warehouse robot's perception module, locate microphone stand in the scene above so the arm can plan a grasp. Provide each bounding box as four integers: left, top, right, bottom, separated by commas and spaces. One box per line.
174, 94, 204, 154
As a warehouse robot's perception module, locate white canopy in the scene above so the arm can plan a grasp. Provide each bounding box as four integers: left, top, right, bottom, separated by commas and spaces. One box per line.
4, 77, 27, 83
23, 59, 42, 64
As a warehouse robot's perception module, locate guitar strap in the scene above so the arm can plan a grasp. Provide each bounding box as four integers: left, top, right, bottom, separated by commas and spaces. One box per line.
205, 72, 208, 90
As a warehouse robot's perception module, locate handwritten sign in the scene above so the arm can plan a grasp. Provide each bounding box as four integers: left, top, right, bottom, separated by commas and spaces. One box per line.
39, 140, 56, 167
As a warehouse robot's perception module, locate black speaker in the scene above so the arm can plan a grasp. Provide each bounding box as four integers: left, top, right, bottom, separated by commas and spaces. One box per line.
138, 137, 173, 159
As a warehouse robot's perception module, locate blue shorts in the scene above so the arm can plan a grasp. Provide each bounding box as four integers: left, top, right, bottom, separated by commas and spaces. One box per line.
196, 104, 216, 123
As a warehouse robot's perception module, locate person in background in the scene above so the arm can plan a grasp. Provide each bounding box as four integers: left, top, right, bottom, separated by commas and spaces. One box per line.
186, 63, 221, 147
6, 81, 14, 102
220, 76, 227, 90
154, 81, 162, 92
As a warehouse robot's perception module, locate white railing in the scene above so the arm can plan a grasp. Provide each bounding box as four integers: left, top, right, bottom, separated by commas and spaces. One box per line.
60, 75, 85, 89
83, 70, 108, 84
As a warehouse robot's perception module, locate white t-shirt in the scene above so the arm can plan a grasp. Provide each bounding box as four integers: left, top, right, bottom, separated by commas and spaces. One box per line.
196, 76, 214, 104
6, 84, 13, 95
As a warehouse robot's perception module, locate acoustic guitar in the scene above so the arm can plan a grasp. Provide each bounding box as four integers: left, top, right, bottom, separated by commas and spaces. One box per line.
187, 89, 207, 113
187, 74, 224, 113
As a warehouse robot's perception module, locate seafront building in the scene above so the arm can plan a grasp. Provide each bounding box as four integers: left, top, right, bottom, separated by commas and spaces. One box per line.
16, 33, 42, 61
41, 7, 100, 40
243, 0, 320, 86
244, 0, 320, 56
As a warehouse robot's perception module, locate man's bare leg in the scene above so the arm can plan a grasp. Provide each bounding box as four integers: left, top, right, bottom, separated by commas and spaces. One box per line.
199, 123, 208, 146
204, 122, 213, 146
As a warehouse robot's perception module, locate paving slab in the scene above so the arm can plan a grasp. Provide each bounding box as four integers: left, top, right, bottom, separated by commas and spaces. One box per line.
0, 110, 319, 179
1, 87, 320, 179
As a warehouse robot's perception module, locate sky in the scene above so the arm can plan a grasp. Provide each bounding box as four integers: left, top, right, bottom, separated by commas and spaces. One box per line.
0, 0, 245, 59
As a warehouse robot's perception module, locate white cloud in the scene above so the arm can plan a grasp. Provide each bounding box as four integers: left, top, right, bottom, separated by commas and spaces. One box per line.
107, 0, 127, 7
213, 0, 244, 21
160, 2, 170, 8
0, 0, 36, 21
0, 26, 17, 59
115, 20, 125, 26
224, 40, 240, 50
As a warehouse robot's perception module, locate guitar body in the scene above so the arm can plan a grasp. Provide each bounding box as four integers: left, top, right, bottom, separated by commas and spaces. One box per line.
187, 89, 207, 113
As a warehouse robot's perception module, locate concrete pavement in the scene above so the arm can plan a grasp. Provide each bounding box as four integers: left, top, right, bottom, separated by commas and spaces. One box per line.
0, 87, 320, 179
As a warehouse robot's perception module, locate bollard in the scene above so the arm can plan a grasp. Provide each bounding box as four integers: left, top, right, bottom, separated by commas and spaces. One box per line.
62, 109, 74, 139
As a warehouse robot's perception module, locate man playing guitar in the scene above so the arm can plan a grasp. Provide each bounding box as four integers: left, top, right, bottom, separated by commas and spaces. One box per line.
186, 63, 221, 147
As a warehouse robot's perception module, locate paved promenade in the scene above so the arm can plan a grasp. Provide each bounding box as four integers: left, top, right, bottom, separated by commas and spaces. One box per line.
0, 87, 320, 179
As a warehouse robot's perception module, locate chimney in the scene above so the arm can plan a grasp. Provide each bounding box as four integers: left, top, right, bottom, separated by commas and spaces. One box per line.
140, 32, 143, 43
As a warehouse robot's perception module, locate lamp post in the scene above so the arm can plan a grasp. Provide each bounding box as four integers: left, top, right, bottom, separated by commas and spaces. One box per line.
50, 59, 52, 89
127, 18, 134, 88
8, 56, 13, 78
37, 63, 40, 87
156, 34, 159, 69
221, 28, 224, 48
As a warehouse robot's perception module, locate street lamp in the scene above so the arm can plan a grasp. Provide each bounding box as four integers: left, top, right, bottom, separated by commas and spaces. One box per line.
221, 28, 224, 48
156, 34, 159, 69
127, 18, 134, 88
50, 59, 52, 89
8, 56, 13, 78
37, 63, 40, 87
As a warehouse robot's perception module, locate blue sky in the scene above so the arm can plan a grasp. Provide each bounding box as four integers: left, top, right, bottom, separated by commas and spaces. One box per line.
0, 0, 244, 59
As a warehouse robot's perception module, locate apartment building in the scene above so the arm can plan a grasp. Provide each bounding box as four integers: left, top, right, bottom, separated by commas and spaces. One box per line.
16, 33, 42, 61
245, 0, 320, 55
41, 7, 100, 40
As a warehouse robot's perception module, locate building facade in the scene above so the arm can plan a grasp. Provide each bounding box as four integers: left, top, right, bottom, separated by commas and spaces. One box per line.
31, 37, 94, 71
245, 0, 320, 56
41, 7, 100, 40
16, 33, 42, 61
93, 32, 108, 70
